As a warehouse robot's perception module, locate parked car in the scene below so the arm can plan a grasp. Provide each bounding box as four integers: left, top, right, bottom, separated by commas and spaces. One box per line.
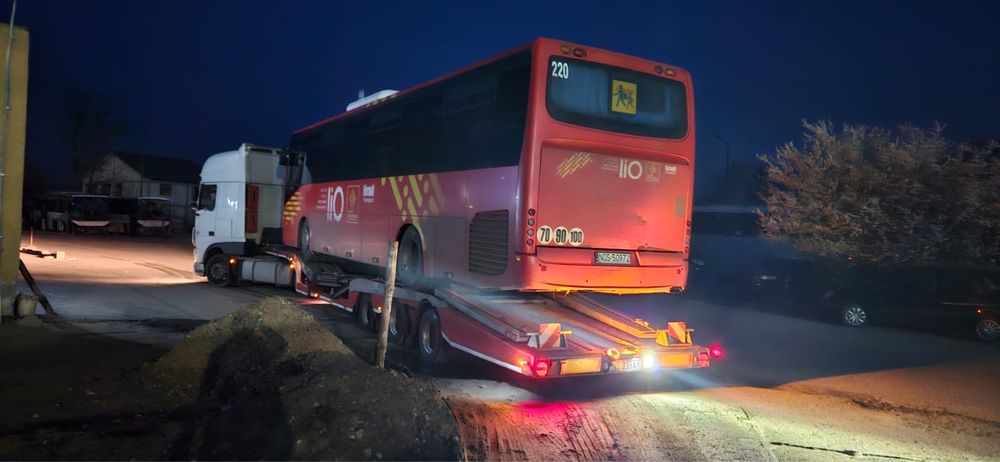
748, 260, 1000, 341
824, 265, 1000, 342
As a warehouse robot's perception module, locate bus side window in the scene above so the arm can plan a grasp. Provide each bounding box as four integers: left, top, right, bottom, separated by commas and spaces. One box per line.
198, 184, 217, 211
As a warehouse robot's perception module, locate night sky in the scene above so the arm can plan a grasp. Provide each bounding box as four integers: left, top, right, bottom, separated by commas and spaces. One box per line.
6, 0, 1000, 198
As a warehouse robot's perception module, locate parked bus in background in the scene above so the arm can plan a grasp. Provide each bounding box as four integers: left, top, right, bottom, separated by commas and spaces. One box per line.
30, 192, 111, 234
107, 197, 174, 235
285, 38, 694, 294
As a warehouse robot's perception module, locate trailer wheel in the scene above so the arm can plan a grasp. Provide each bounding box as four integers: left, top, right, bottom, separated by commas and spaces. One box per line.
205, 253, 233, 287
397, 227, 423, 286
417, 307, 445, 364
388, 300, 408, 345
356, 293, 377, 332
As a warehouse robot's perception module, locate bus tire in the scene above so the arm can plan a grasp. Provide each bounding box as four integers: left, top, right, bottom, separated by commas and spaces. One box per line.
397, 226, 423, 286
298, 219, 312, 256
205, 253, 233, 287
417, 307, 446, 365
356, 293, 377, 332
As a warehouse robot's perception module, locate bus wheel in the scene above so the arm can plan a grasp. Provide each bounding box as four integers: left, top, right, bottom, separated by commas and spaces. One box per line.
206, 253, 233, 287
417, 307, 445, 364
397, 227, 423, 286
388, 300, 408, 345
298, 219, 312, 259
356, 293, 377, 332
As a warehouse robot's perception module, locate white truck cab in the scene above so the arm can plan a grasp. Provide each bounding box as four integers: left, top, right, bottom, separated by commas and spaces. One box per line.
193, 143, 308, 280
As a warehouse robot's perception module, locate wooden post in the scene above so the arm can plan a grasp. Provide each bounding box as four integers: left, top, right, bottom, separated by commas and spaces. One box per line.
374, 240, 398, 368
18, 259, 55, 316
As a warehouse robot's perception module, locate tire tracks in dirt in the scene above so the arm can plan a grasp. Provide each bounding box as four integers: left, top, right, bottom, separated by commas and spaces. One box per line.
447, 393, 774, 461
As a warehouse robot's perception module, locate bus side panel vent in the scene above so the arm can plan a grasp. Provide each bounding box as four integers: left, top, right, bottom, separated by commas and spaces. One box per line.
469, 210, 509, 275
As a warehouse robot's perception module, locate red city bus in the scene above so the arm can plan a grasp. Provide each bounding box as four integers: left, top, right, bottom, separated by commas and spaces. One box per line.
285, 38, 694, 294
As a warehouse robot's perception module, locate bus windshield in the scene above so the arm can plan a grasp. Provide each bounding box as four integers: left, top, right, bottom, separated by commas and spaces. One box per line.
70, 196, 109, 218
546, 57, 687, 139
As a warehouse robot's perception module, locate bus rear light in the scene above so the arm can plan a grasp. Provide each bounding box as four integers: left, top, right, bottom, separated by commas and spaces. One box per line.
527, 218, 535, 226
665, 68, 676, 76
654, 65, 663, 74
528, 208, 536, 216
684, 246, 689, 254
697, 352, 710, 367
527, 229, 534, 236
572, 47, 587, 57
526, 239, 534, 246
560, 45, 572, 54
605, 348, 620, 360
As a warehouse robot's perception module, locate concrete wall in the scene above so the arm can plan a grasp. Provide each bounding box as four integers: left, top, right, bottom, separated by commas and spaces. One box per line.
0, 24, 29, 316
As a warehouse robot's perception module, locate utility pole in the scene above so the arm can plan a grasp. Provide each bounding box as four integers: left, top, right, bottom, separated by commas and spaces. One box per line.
713, 133, 731, 202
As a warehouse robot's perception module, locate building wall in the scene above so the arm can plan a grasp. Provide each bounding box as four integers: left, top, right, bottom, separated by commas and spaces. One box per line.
0, 24, 29, 317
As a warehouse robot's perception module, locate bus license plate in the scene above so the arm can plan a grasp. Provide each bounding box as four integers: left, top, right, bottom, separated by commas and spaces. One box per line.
595, 252, 631, 265
613, 358, 641, 372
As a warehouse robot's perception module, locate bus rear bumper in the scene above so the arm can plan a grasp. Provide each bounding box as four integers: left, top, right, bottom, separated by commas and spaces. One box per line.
516, 252, 688, 295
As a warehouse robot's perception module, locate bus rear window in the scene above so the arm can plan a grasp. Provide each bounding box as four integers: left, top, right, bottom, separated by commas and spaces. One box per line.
546, 57, 687, 139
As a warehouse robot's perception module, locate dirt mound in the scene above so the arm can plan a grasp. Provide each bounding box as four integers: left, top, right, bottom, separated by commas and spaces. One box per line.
148, 297, 353, 395
143, 297, 462, 460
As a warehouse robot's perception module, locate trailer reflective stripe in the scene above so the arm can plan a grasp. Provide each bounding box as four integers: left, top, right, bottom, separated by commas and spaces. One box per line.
538, 323, 562, 348
440, 332, 523, 373
667, 321, 690, 344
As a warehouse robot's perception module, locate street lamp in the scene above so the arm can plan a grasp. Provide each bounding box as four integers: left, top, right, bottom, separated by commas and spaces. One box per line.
713, 133, 731, 201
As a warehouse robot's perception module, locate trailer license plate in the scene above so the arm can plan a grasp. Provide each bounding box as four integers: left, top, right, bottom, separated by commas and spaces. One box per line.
595, 252, 631, 265
613, 358, 641, 372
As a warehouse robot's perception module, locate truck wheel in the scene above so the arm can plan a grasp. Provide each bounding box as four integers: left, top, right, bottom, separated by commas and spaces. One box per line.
205, 253, 233, 287
356, 293, 377, 332
417, 307, 445, 364
397, 227, 423, 286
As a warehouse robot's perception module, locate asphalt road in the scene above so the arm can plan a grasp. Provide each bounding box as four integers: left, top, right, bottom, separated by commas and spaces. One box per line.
18, 231, 1000, 460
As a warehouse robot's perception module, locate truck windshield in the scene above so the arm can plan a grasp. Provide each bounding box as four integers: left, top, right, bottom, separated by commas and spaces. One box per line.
546, 57, 687, 139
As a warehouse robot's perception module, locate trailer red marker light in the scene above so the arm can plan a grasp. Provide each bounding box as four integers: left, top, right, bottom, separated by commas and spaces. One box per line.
709, 343, 724, 359
530, 358, 551, 378
572, 47, 587, 57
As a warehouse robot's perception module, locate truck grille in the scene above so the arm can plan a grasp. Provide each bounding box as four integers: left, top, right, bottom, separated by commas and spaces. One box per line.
469, 210, 509, 275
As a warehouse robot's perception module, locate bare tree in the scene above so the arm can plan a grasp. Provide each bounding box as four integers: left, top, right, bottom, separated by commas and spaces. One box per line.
67, 88, 130, 189
758, 121, 999, 266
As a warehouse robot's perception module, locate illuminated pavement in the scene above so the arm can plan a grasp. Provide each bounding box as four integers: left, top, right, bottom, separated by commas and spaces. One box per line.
19, 232, 1000, 460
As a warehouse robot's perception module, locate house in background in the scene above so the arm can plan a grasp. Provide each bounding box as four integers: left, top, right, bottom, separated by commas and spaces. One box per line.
82, 151, 200, 229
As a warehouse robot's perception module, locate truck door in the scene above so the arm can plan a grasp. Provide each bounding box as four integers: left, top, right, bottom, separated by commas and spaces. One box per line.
193, 183, 218, 260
